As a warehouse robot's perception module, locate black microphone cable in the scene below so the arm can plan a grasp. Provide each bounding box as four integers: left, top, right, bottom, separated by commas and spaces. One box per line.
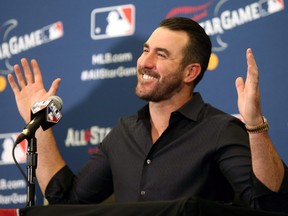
12, 140, 29, 184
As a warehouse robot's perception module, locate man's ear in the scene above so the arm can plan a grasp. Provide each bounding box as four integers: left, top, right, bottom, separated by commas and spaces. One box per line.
183, 63, 201, 84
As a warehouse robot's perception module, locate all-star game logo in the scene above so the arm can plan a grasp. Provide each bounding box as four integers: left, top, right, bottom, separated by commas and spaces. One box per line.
0, 19, 64, 92
166, 0, 285, 71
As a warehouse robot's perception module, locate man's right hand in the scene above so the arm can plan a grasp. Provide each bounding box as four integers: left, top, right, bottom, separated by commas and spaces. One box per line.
8, 58, 61, 123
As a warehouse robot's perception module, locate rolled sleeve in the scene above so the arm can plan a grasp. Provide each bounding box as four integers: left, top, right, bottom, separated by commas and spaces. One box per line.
251, 162, 288, 212
45, 165, 76, 204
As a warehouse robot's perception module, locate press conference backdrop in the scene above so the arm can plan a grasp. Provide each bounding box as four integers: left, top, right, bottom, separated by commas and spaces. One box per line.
0, 0, 287, 208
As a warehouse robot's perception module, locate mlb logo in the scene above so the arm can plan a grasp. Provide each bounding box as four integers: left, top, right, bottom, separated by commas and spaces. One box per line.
91, 4, 135, 40
259, 0, 285, 16
46, 106, 61, 123
0, 133, 27, 165
41, 21, 64, 43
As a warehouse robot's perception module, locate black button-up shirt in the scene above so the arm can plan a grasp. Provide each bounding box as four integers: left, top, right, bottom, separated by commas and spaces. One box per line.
46, 93, 288, 210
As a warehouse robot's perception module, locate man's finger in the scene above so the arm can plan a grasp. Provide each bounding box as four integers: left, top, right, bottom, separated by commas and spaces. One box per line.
21, 58, 34, 85
7, 73, 20, 95
31, 59, 43, 84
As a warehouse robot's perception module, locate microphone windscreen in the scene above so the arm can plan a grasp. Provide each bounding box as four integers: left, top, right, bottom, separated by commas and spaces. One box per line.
49, 96, 63, 110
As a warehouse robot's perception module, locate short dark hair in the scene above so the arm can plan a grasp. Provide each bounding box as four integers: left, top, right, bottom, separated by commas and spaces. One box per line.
159, 17, 212, 88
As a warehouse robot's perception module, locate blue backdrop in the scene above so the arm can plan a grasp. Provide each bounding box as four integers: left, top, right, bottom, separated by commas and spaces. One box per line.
0, 0, 287, 208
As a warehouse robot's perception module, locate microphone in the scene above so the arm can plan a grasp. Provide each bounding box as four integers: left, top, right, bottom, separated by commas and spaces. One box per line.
15, 96, 63, 144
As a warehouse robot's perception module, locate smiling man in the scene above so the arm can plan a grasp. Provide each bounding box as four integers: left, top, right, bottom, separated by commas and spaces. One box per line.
8, 17, 288, 212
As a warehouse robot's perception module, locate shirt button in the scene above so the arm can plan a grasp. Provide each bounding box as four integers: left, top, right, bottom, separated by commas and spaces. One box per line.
140, 191, 146, 196
146, 159, 151, 165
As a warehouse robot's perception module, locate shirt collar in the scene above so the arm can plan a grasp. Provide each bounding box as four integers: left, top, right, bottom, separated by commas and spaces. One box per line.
176, 92, 205, 122
137, 92, 205, 122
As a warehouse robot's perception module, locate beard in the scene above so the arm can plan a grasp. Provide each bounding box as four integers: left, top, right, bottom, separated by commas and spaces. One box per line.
135, 68, 184, 102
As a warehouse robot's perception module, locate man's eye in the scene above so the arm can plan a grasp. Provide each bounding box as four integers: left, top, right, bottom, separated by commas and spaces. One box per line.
158, 53, 166, 58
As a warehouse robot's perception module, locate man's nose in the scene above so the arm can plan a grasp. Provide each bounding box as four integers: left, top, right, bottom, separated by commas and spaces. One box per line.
138, 53, 156, 69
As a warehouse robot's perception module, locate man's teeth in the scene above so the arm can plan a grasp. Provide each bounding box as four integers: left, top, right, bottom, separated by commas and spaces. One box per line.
143, 74, 155, 80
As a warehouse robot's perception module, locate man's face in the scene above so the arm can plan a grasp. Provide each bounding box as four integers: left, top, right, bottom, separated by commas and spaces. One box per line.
135, 27, 189, 102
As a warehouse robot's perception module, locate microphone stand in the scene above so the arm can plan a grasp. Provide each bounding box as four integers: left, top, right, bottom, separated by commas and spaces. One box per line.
26, 134, 37, 207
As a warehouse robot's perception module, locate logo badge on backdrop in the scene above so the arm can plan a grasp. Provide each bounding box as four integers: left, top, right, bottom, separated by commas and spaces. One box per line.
90, 4, 135, 40
65, 126, 112, 155
0, 20, 64, 92
0, 20, 64, 74
0, 133, 26, 165
167, 0, 284, 52
166, 0, 285, 70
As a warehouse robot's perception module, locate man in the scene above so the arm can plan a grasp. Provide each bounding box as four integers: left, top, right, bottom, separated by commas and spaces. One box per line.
8, 17, 288, 211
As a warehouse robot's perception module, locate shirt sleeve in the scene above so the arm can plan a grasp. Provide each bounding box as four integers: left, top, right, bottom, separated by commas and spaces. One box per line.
45, 144, 114, 204
45, 165, 76, 204
217, 117, 288, 212
250, 162, 288, 212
